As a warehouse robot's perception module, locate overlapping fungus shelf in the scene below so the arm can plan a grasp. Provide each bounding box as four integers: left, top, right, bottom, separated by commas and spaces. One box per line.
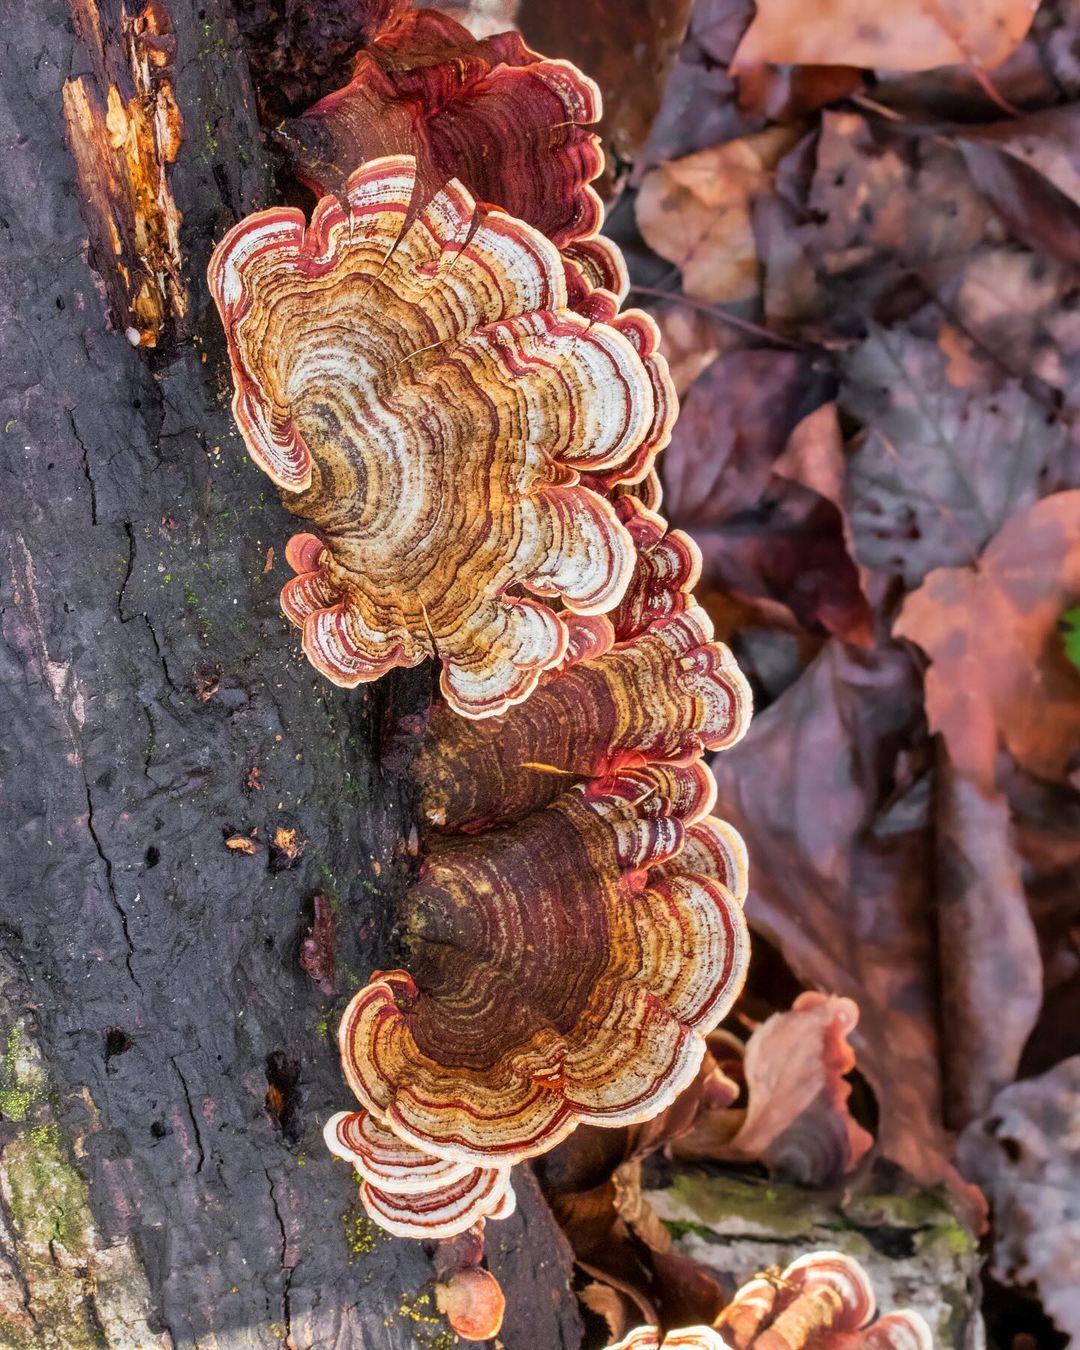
282, 7, 604, 249
337, 785, 750, 1166
412, 606, 750, 833
324, 1108, 514, 1239
209, 156, 676, 717
611, 1250, 934, 1349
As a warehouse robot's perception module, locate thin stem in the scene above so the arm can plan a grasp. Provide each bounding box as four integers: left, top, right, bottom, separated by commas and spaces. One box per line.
627, 284, 812, 351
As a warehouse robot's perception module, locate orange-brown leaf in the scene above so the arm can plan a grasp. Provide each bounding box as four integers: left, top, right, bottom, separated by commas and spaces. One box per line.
895, 491, 1080, 791
732, 0, 1039, 74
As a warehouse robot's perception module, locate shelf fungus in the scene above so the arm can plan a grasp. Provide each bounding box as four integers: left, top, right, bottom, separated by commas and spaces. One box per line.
610, 1251, 933, 1349
413, 607, 750, 833
324, 1108, 514, 1239
336, 785, 749, 1166
282, 9, 603, 250
210, 156, 675, 717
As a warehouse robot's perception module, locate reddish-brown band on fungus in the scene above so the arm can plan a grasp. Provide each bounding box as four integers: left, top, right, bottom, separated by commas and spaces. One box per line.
412, 606, 750, 833
337, 785, 750, 1166
281, 9, 604, 250
210, 156, 673, 718
655, 816, 750, 905
324, 1109, 514, 1239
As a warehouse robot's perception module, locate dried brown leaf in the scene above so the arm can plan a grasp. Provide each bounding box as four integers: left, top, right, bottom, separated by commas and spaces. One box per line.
636, 128, 798, 304
732, 0, 1039, 74
895, 492, 1080, 790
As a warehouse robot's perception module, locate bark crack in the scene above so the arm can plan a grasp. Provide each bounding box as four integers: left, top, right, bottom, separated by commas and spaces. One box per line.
265, 1167, 294, 1343
170, 1057, 205, 1175
67, 411, 98, 526
84, 783, 143, 992
119, 521, 177, 692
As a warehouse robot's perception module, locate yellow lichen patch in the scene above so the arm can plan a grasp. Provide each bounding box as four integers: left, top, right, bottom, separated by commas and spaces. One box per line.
62, 0, 185, 344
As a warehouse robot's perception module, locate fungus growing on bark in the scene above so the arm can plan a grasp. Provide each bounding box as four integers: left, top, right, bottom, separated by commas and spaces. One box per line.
210, 157, 673, 717
337, 785, 749, 1166
434, 1266, 506, 1342
281, 9, 603, 249
610, 1252, 934, 1348
412, 606, 750, 833
324, 1108, 514, 1238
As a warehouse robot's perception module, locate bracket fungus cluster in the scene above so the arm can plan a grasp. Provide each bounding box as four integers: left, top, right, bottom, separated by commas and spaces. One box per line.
210, 3, 754, 1267
210, 155, 674, 717
610, 1251, 934, 1349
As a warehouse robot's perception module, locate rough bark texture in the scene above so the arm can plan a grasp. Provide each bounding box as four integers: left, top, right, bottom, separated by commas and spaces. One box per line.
0, 0, 584, 1345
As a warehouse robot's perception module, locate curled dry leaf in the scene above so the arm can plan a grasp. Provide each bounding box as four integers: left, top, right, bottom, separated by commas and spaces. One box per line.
337, 786, 749, 1166
895, 491, 1080, 791
956, 1057, 1080, 1340
676, 992, 874, 1187
731, 0, 1039, 73
284, 9, 604, 249
209, 157, 674, 718
636, 128, 799, 304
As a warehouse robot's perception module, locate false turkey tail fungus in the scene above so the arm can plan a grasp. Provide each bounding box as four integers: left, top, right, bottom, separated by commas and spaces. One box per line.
611, 1252, 933, 1349
208, 11, 759, 1281
281, 8, 604, 250
209, 156, 674, 717
337, 786, 749, 1166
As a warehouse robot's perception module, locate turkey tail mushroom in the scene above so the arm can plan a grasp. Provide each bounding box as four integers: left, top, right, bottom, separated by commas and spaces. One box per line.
210, 157, 675, 717
336, 785, 750, 1167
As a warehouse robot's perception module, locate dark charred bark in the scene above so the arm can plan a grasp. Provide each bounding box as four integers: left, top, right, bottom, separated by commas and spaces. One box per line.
0, 1, 583, 1345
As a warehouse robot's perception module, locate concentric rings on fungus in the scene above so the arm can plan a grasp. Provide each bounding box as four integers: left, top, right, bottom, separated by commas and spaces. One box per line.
324, 1108, 514, 1238
337, 785, 750, 1166
209, 156, 675, 717
412, 606, 750, 833
282, 8, 604, 250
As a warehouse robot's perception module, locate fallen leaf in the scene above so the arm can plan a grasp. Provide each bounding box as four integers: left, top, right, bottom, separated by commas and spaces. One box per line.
895, 492, 1080, 790
636, 128, 799, 304
262, 546, 275, 574
731, 0, 1039, 74
934, 752, 1043, 1128
662, 349, 825, 522
710, 640, 956, 1193
956, 1057, 1080, 1340
761, 112, 999, 334
677, 992, 874, 1187
840, 318, 1077, 588
299, 893, 337, 994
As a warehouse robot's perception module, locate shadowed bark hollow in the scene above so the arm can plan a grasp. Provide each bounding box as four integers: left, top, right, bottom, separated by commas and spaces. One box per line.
0, 0, 584, 1345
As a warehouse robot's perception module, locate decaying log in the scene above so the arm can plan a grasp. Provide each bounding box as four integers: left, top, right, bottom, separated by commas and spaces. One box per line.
0, 0, 582, 1344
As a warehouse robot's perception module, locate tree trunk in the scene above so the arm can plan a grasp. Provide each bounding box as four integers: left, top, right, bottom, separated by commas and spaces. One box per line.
0, 1, 584, 1345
